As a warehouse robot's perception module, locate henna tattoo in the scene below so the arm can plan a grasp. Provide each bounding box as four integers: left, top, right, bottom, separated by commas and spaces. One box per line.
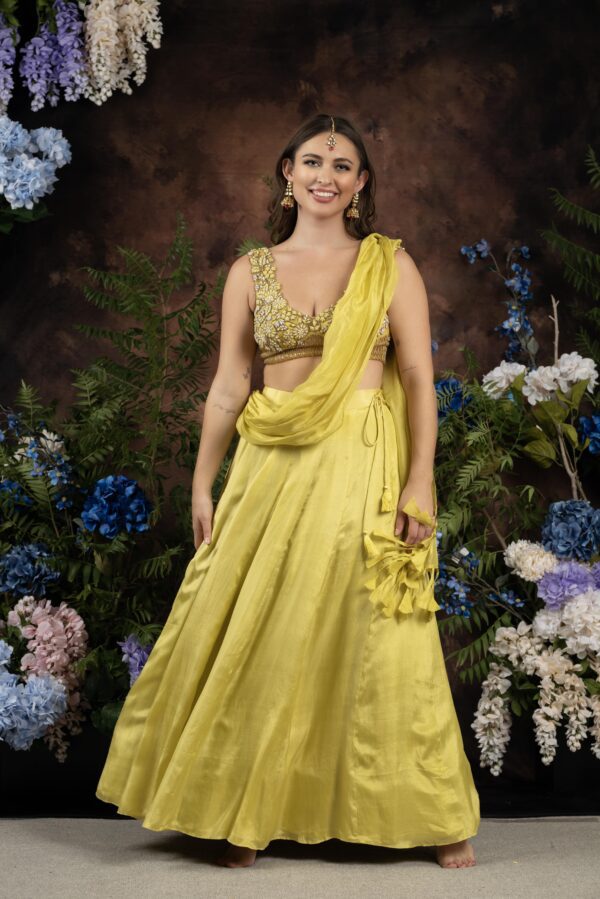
242, 365, 251, 380
399, 364, 418, 374
212, 401, 238, 415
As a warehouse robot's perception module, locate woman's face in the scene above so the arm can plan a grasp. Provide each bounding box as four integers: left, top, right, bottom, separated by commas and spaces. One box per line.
282, 131, 369, 217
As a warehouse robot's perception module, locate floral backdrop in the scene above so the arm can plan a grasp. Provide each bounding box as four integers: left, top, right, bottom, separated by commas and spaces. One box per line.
0, 1, 599, 806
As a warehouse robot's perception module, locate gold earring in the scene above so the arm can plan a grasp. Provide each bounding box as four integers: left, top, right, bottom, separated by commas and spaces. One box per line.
281, 179, 295, 209
346, 191, 360, 219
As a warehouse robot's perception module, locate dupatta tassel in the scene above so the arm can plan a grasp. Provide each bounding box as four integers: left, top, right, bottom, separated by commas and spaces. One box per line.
363, 527, 441, 619
380, 485, 394, 513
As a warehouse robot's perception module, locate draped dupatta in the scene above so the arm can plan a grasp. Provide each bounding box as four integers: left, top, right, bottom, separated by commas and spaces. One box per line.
236, 231, 439, 618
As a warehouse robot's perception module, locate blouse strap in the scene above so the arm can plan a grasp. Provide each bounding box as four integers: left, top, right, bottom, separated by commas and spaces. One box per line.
247, 247, 276, 307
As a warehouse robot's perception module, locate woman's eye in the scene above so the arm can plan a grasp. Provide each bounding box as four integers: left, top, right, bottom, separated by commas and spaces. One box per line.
304, 160, 350, 171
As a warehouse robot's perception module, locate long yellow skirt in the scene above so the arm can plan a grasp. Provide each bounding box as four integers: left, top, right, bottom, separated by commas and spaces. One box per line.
95, 386, 480, 850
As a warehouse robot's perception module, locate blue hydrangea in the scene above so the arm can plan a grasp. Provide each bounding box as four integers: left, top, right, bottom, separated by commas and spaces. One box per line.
0, 638, 13, 668
0, 541, 61, 597
0, 639, 68, 751
541, 499, 600, 562
81, 474, 153, 539
0, 113, 71, 210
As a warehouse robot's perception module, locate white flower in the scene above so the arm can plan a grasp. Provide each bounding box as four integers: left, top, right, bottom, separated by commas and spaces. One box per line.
555, 352, 598, 396
38, 429, 66, 455
522, 364, 560, 405
83, 0, 163, 106
471, 662, 513, 776
481, 361, 527, 398
532, 607, 561, 641
535, 648, 574, 681
504, 540, 558, 582
559, 589, 600, 659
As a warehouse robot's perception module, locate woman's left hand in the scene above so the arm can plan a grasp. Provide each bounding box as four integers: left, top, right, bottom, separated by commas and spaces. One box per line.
394, 478, 436, 544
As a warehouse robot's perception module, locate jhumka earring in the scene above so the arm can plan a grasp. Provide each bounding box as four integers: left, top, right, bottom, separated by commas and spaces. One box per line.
280, 179, 295, 209
346, 192, 360, 219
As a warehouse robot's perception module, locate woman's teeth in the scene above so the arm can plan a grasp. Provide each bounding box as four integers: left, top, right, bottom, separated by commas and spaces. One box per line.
311, 190, 337, 201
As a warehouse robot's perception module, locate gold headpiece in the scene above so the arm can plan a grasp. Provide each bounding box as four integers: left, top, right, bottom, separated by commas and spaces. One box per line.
326, 115, 336, 151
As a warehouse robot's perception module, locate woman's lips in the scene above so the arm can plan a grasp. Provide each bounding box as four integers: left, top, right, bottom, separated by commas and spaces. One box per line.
309, 189, 338, 203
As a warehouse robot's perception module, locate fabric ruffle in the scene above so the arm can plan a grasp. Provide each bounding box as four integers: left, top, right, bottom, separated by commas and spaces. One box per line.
363, 497, 440, 618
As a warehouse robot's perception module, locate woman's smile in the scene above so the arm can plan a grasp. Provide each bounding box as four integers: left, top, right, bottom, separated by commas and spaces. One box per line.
309, 188, 338, 203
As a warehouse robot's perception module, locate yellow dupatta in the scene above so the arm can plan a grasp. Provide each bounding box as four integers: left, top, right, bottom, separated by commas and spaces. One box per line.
236, 231, 440, 618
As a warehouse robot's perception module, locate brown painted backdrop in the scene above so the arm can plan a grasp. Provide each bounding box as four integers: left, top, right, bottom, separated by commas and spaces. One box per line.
1, 0, 599, 809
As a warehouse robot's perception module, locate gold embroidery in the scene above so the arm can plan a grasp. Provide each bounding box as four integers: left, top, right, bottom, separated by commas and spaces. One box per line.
248, 247, 391, 365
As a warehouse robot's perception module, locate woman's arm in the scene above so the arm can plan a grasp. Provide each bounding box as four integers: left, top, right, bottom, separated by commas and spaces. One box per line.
387, 247, 439, 544
192, 253, 257, 547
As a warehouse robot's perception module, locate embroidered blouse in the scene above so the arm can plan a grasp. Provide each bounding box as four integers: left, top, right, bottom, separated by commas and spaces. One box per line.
247, 246, 392, 365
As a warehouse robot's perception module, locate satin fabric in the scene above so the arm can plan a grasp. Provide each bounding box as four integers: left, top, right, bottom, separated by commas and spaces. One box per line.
95, 385, 480, 849
239, 231, 439, 618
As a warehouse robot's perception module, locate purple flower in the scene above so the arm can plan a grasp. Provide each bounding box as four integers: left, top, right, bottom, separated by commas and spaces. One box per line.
117, 634, 154, 686
537, 560, 595, 611
592, 562, 600, 589
19, 22, 60, 112
54, 1, 88, 101
18, 2, 88, 111
0, 13, 17, 111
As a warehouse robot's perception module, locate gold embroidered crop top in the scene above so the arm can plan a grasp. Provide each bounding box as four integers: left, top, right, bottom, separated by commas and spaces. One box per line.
247, 246, 391, 365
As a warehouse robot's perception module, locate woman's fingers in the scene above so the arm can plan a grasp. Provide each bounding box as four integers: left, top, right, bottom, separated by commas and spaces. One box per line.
394, 512, 434, 544
191, 493, 214, 550
201, 514, 212, 545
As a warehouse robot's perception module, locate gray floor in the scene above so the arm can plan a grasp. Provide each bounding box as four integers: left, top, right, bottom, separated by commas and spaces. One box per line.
1, 816, 599, 898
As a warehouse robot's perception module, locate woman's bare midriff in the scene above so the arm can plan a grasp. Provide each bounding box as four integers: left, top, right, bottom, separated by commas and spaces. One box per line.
262, 356, 384, 391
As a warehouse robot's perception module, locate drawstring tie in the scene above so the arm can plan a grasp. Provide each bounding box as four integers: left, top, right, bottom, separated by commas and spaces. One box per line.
362, 391, 394, 513
361, 390, 441, 620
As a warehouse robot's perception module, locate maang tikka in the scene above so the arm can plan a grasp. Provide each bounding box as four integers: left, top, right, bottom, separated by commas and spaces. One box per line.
281, 115, 361, 218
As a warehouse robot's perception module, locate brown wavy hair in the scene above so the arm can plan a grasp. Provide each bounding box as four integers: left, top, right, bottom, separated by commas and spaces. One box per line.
266, 113, 378, 245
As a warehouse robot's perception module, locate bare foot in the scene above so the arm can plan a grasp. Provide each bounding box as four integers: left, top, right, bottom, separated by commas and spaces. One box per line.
435, 838, 476, 868
215, 841, 258, 867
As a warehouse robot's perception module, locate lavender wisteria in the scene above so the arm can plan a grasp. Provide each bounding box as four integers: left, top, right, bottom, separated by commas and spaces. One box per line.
2, 1, 163, 113
19, 1, 88, 111
0, 12, 17, 113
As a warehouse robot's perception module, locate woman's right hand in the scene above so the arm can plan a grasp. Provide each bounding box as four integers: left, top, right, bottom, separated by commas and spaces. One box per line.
192, 488, 214, 550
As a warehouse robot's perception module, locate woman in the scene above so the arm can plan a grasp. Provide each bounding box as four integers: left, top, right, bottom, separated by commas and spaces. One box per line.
96, 114, 480, 870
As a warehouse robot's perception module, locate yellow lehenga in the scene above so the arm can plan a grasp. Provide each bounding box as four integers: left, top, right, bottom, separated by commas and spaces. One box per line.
95, 232, 480, 850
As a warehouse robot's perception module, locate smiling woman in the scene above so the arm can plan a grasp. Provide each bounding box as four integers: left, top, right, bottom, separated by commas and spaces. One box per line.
95, 113, 479, 870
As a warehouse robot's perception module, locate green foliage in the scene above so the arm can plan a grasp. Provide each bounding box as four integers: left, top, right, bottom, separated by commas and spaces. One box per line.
65, 212, 220, 519
440, 608, 513, 685
0, 214, 232, 727
539, 144, 600, 362
434, 362, 558, 684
